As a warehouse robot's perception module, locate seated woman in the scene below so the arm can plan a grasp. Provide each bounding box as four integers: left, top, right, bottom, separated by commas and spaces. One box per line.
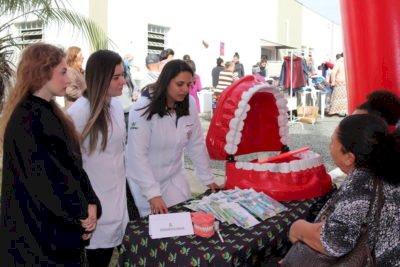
287, 114, 400, 265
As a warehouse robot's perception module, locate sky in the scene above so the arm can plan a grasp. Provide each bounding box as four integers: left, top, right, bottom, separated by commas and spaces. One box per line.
297, 0, 341, 24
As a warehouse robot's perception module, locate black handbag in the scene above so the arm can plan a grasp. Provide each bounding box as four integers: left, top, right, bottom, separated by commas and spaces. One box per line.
281, 178, 384, 267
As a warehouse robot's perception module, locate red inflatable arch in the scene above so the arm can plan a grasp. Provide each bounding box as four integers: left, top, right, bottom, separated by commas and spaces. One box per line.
341, 0, 400, 112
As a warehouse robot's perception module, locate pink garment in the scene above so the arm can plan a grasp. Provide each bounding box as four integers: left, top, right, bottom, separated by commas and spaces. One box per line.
283, 56, 306, 89
190, 74, 202, 112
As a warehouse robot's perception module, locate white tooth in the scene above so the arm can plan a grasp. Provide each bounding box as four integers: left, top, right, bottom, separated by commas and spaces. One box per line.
243, 162, 253, 170
240, 111, 248, 121
236, 161, 243, 169
281, 135, 290, 145
232, 145, 238, 155
249, 86, 258, 95
238, 100, 246, 108
233, 133, 242, 145
229, 118, 239, 129
276, 97, 287, 107
234, 108, 243, 117
279, 162, 290, 173
226, 131, 235, 143
230, 145, 238, 154
273, 94, 281, 101
266, 163, 279, 172
278, 115, 287, 125
305, 159, 312, 169
245, 104, 251, 112
237, 121, 244, 131
290, 160, 300, 172
224, 143, 236, 154
279, 126, 289, 136
260, 164, 269, 171
273, 90, 282, 97
298, 159, 306, 170
276, 98, 286, 108
241, 91, 251, 101
254, 163, 264, 171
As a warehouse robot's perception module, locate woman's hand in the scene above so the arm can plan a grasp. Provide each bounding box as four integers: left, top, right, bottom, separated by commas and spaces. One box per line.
149, 196, 168, 214
81, 233, 92, 240
207, 182, 221, 193
288, 219, 326, 254
288, 219, 306, 244
80, 204, 98, 233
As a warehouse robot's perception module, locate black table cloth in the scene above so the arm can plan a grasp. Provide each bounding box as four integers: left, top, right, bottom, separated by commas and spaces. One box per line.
118, 191, 332, 267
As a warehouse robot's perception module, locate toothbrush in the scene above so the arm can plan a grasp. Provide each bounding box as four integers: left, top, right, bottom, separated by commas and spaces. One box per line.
214, 221, 224, 243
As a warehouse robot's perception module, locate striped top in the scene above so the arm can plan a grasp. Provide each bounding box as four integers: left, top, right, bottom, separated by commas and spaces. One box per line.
215, 71, 238, 92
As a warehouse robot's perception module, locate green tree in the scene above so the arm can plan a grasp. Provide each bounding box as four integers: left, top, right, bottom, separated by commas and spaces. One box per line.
0, 0, 111, 112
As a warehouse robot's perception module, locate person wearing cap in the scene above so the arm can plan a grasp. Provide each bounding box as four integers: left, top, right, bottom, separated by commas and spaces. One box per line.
140, 53, 161, 91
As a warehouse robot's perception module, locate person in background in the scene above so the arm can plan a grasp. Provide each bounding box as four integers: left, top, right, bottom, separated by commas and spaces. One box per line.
140, 53, 161, 91
211, 57, 224, 88
186, 59, 202, 113
65, 46, 86, 109
117, 55, 138, 130
252, 58, 268, 78
126, 59, 220, 217
286, 114, 400, 266
328, 52, 347, 117
159, 48, 175, 71
215, 61, 237, 92
67, 50, 129, 267
353, 89, 400, 131
329, 89, 400, 187
232, 52, 245, 78
183, 54, 195, 73
122, 54, 137, 98
0, 43, 100, 266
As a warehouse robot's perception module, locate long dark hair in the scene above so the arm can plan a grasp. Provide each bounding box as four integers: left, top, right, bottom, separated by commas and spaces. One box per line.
141, 59, 193, 120
81, 49, 123, 154
337, 114, 399, 184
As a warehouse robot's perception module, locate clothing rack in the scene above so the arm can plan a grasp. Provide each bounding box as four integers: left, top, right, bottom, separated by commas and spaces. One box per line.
287, 50, 304, 129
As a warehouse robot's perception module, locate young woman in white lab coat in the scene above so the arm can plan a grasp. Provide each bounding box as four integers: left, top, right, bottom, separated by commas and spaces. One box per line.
126, 59, 220, 217
67, 50, 129, 267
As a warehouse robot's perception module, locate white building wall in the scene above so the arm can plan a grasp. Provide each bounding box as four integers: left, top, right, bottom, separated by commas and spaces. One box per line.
2, 0, 342, 87
301, 7, 343, 65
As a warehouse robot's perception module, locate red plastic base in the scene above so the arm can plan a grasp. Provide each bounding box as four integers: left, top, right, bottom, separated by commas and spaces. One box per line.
225, 161, 333, 201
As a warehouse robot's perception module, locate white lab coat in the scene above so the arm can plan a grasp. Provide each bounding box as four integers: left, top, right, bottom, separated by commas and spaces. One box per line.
67, 97, 129, 249
126, 96, 214, 217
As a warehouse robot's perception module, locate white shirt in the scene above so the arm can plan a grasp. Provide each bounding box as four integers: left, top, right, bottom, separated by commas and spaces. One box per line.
67, 97, 129, 249
126, 95, 214, 217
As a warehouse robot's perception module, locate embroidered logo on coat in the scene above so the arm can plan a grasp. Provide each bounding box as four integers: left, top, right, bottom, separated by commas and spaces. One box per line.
130, 121, 139, 130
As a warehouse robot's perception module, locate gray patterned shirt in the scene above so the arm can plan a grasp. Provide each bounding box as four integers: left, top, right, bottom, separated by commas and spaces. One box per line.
316, 168, 400, 266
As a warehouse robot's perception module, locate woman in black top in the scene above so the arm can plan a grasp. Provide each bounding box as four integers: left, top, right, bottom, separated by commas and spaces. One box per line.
0, 43, 101, 266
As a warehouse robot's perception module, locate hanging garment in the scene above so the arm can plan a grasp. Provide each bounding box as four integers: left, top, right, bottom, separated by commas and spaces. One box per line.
280, 56, 307, 89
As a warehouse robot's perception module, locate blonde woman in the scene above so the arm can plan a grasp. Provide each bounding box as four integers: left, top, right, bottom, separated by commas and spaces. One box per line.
0, 43, 100, 265
65, 46, 86, 109
67, 50, 128, 267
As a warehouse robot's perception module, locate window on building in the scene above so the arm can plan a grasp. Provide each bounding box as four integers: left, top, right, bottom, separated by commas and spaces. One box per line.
147, 24, 169, 55
15, 20, 43, 47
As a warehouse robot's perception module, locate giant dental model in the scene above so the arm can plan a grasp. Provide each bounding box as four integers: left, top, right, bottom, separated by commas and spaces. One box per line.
206, 75, 333, 201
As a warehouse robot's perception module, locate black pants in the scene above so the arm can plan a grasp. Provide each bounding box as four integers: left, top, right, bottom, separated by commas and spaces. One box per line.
126, 181, 140, 220
86, 247, 114, 267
